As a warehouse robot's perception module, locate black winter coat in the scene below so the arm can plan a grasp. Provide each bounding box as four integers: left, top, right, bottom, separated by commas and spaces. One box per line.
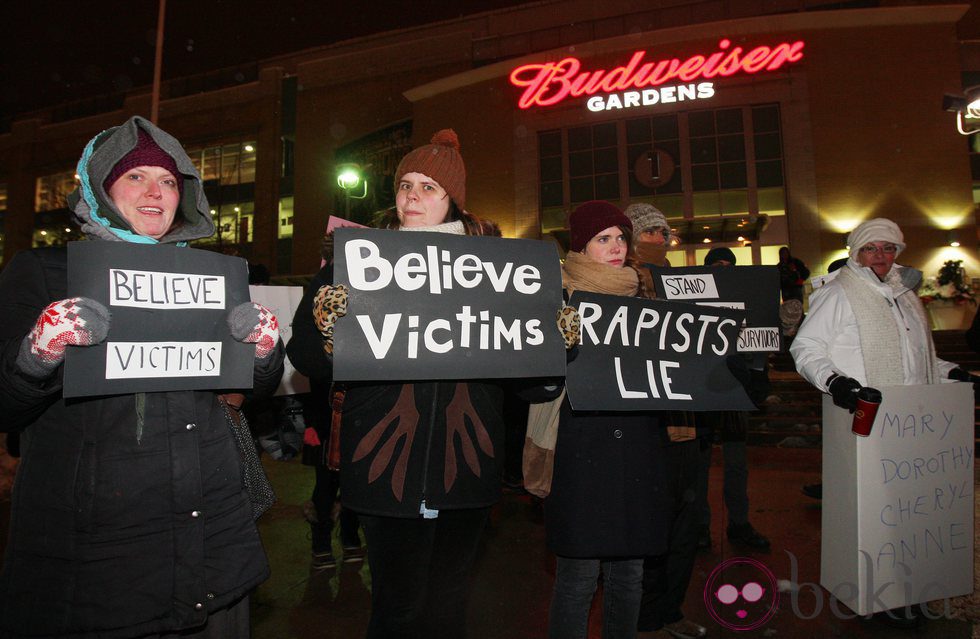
0, 248, 284, 638
287, 265, 506, 518
544, 397, 672, 558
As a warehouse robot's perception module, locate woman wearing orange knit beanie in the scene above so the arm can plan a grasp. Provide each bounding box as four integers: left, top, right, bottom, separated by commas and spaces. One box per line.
292, 129, 509, 639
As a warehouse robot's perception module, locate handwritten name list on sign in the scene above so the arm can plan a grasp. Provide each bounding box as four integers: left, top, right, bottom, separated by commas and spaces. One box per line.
564, 291, 754, 411
332, 228, 565, 381
820, 383, 974, 615
649, 266, 781, 352
65, 241, 253, 397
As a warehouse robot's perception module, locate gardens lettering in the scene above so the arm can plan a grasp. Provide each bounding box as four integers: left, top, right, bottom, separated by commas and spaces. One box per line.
345, 239, 544, 359
509, 38, 805, 109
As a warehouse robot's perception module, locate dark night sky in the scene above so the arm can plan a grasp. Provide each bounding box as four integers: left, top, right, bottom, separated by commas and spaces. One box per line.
1, 0, 530, 122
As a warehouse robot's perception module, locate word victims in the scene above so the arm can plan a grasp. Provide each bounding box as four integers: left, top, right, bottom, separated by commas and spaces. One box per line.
345, 239, 544, 359
106, 342, 222, 379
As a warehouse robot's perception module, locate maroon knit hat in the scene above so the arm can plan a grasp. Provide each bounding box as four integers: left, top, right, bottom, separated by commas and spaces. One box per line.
568, 200, 632, 252
103, 129, 183, 194
394, 129, 466, 209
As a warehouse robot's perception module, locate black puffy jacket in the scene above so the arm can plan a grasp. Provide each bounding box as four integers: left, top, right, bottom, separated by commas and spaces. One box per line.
287, 265, 507, 518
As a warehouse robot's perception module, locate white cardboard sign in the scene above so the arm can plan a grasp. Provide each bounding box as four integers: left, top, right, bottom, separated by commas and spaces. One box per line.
820, 383, 974, 614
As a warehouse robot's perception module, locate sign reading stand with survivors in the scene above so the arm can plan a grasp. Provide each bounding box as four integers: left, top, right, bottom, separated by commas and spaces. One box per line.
64, 241, 254, 397
565, 291, 754, 411
332, 228, 565, 381
648, 265, 781, 352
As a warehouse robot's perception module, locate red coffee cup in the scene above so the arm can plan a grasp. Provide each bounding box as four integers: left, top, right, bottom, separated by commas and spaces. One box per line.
851, 387, 882, 437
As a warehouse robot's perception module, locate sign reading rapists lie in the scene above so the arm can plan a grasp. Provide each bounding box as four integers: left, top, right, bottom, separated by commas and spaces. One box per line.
332, 228, 565, 381
64, 241, 253, 397
565, 291, 754, 411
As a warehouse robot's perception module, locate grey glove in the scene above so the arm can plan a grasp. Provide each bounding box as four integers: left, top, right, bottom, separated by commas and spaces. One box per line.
16, 297, 110, 378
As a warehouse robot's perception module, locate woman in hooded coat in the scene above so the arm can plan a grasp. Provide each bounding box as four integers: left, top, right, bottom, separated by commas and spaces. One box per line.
0, 116, 284, 638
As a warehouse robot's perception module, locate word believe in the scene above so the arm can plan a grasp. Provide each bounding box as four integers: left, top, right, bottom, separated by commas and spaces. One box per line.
345, 239, 541, 295
110, 268, 225, 309
510, 38, 805, 109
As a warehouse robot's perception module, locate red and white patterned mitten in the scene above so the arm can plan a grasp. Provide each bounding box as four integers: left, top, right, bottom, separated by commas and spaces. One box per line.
16, 297, 111, 378
228, 302, 280, 360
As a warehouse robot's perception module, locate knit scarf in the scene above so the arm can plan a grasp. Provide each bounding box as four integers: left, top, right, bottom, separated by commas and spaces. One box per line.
561, 250, 639, 297
633, 242, 669, 267
399, 220, 465, 235
836, 265, 936, 386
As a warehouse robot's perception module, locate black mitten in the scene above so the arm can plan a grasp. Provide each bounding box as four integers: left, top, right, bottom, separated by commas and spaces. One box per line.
828, 374, 861, 413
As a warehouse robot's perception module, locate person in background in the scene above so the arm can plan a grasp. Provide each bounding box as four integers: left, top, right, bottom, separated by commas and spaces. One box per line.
300, 129, 520, 639
540, 200, 671, 639
790, 217, 977, 628
777, 246, 810, 303
695, 247, 771, 552
288, 235, 364, 570
0, 116, 284, 637
625, 202, 706, 639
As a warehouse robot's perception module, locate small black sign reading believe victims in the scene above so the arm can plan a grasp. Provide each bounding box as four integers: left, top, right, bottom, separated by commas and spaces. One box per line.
64, 241, 253, 398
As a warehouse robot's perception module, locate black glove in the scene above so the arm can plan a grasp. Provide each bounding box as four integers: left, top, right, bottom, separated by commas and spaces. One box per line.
828, 374, 861, 413
948, 367, 979, 383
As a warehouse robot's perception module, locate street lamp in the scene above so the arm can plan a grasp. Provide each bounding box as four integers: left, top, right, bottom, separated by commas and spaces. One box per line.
336, 163, 369, 218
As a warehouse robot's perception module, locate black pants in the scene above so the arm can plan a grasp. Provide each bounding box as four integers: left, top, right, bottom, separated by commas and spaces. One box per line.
311, 464, 359, 551
360, 507, 489, 639
637, 439, 700, 631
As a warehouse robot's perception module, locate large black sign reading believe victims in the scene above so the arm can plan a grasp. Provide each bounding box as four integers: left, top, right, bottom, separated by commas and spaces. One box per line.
647, 265, 781, 352
565, 291, 755, 411
332, 228, 565, 381
64, 241, 253, 398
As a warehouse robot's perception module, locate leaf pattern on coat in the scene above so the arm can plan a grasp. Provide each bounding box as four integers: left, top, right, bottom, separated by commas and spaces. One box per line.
352, 384, 419, 501
444, 383, 494, 492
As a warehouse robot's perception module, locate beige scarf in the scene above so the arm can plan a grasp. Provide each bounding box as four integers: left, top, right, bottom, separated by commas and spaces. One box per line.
523, 253, 646, 497
836, 265, 937, 386
561, 250, 639, 296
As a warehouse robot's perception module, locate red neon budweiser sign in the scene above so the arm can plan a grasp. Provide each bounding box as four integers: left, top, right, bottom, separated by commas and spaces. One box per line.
509, 38, 805, 109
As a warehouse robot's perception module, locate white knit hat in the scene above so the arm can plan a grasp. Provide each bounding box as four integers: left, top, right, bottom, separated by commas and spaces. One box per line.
847, 218, 906, 261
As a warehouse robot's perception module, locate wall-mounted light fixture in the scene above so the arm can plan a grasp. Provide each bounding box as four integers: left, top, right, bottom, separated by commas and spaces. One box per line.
942, 86, 980, 135
946, 229, 961, 247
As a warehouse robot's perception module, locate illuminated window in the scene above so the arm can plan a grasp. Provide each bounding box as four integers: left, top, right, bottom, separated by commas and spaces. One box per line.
278, 196, 294, 239
186, 141, 257, 185
194, 201, 254, 246
35, 170, 79, 212
538, 103, 786, 242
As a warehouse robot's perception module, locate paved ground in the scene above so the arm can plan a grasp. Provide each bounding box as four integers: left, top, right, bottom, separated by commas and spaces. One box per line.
249, 446, 975, 639
0, 444, 974, 638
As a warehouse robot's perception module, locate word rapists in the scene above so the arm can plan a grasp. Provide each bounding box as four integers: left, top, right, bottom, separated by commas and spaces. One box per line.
344, 239, 545, 359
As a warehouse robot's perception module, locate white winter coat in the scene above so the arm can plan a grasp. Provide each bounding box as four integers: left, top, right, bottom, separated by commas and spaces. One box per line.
790, 262, 956, 392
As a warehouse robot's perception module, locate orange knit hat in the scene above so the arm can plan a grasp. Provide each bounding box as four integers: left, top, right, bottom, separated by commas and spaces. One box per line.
394, 129, 466, 210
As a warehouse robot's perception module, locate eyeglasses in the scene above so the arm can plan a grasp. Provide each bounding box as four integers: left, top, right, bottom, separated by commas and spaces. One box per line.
715, 582, 766, 605
858, 244, 898, 255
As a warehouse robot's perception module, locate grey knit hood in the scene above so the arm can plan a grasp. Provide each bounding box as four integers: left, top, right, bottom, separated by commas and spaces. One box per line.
67, 116, 215, 244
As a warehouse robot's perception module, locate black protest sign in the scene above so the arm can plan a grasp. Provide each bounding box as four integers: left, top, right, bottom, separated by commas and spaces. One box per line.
64, 241, 253, 397
565, 291, 754, 411
647, 265, 781, 352
332, 228, 565, 381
